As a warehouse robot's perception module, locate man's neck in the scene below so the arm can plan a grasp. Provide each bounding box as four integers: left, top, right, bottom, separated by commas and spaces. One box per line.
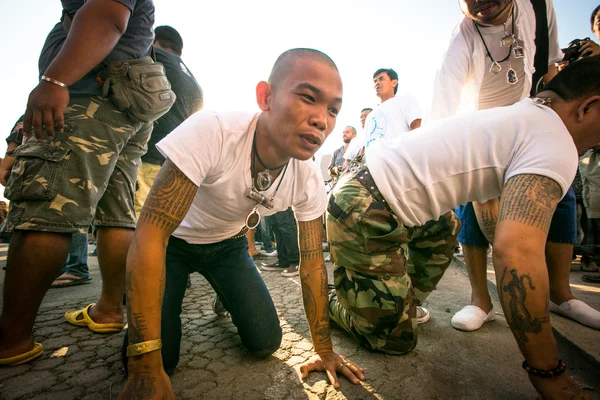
343, 142, 350, 152
379, 94, 394, 103
254, 116, 291, 177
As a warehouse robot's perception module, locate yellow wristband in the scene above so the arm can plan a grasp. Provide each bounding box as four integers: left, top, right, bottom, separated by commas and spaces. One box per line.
126, 339, 162, 357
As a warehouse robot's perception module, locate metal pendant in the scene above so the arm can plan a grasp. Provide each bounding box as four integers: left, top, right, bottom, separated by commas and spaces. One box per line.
507, 67, 518, 85
245, 207, 261, 229
513, 46, 524, 59
246, 188, 275, 210
501, 34, 516, 47
255, 169, 272, 191
490, 61, 502, 74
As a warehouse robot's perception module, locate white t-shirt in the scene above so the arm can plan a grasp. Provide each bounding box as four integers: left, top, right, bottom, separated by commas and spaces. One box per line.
344, 95, 423, 159
369, 98, 577, 227
157, 110, 328, 244
428, 0, 562, 121
477, 20, 526, 110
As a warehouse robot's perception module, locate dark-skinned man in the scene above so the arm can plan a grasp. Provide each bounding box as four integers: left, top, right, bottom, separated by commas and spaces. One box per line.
0, 0, 156, 365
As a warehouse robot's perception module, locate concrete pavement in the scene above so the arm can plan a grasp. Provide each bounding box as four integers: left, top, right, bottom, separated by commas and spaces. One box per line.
0, 243, 598, 399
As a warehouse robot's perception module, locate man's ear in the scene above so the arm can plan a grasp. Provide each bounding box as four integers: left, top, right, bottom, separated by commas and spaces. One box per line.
392, 79, 398, 89
256, 81, 272, 111
576, 95, 600, 122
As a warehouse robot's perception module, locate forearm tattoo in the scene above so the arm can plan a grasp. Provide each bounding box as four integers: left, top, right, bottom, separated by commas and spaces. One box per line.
139, 159, 198, 233
499, 174, 561, 232
298, 218, 324, 261
120, 371, 157, 399
479, 208, 497, 243
500, 267, 550, 344
298, 219, 331, 348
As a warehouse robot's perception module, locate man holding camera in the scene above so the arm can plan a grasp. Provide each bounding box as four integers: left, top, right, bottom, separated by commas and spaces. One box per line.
328, 126, 357, 181
429, 0, 600, 332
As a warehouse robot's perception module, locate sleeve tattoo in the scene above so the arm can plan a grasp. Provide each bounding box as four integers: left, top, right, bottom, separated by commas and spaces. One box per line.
138, 159, 198, 234
126, 159, 198, 351
298, 218, 331, 349
498, 174, 562, 233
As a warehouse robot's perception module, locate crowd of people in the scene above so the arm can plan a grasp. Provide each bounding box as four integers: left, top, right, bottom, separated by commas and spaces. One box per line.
0, 1, 599, 399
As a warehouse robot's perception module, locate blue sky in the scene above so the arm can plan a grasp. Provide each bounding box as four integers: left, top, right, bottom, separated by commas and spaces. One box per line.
0, 0, 597, 198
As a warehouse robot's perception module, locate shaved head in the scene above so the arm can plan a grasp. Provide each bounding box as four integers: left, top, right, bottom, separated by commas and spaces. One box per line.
268, 48, 338, 87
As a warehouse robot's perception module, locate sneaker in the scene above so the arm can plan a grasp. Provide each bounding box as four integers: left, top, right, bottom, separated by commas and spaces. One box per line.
260, 262, 288, 271
281, 265, 299, 277
417, 306, 431, 324
212, 295, 227, 316
259, 249, 278, 257
451, 305, 495, 331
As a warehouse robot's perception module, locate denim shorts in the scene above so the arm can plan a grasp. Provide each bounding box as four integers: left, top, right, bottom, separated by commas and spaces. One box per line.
5, 96, 152, 234
457, 186, 577, 247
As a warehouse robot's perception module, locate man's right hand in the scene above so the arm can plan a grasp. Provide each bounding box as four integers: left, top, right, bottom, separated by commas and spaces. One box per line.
118, 368, 175, 399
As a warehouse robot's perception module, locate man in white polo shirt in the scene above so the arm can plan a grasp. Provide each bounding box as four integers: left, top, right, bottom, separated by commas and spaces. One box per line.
119, 48, 366, 398
301, 57, 600, 398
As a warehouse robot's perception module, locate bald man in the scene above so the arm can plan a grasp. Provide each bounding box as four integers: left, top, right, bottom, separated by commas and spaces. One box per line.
120, 48, 364, 398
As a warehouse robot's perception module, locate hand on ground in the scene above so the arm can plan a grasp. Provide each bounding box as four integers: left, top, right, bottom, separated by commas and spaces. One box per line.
118, 369, 175, 399
299, 352, 365, 389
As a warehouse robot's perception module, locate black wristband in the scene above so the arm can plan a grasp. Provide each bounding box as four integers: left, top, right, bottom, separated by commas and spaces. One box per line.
522, 359, 567, 378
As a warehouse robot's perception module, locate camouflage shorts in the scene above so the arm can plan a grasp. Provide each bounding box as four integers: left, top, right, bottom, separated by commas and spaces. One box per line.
327, 163, 460, 354
5, 95, 153, 234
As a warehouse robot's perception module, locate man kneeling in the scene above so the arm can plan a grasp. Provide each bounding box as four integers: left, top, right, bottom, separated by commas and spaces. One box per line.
302, 56, 600, 398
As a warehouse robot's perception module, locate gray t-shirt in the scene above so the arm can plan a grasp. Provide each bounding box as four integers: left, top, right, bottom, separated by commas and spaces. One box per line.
38, 0, 155, 96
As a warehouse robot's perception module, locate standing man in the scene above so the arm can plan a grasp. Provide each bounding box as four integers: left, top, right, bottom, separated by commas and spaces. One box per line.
345, 69, 422, 162
328, 126, 356, 181
301, 56, 600, 398
134, 25, 204, 216
119, 49, 365, 398
430, 0, 599, 331
0, 0, 157, 365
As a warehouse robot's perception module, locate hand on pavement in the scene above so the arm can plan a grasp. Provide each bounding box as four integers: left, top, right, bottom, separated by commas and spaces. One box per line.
299, 352, 365, 389
118, 369, 175, 399
23, 80, 69, 141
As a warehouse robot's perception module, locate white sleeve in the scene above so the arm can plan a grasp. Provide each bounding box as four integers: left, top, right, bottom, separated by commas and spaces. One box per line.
428, 23, 472, 122
293, 161, 328, 221
504, 130, 577, 199
156, 110, 223, 186
404, 95, 423, 127
546, 0, 563, 65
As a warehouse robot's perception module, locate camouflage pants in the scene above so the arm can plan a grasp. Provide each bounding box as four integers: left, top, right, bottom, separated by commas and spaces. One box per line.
5, 95, 152, 234
327, 163, 460, 354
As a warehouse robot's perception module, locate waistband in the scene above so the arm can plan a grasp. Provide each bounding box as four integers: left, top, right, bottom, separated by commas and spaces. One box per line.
349, 156, 393, 215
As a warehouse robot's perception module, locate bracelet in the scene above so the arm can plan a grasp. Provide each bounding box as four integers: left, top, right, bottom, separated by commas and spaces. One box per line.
41, 75, 68, 88
522, 359, 566, 378
126, 339, 162, 357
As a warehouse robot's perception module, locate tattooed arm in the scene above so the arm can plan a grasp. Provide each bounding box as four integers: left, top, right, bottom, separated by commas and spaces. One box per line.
493, 174, 588, 399
472, 198, 500, 244
297, 217, 365, 388
118, 159, 197, 400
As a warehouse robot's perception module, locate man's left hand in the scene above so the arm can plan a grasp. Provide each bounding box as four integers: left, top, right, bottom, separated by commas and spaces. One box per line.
580, 40, 600, 58
299, 352, 365, 389
23, 80, 69, 141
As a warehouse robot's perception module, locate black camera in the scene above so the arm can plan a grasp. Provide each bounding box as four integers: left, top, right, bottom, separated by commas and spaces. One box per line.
561, 37, 590, 63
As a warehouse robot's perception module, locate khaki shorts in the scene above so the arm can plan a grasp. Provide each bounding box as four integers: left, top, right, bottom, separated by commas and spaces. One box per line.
5, 95, 152, 234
